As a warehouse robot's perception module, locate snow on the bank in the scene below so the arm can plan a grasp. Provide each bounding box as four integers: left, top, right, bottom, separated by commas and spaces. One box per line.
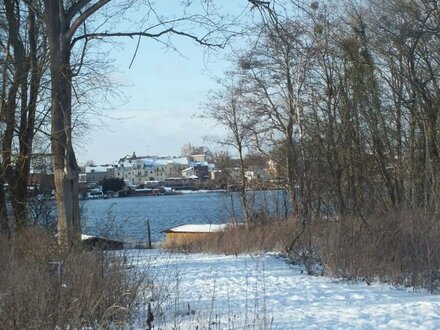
165, 224, 228, 233
128, 250, 440, 329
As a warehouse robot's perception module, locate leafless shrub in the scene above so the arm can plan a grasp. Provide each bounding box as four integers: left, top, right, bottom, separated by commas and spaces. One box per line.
0, 227, 145, 329
27, 193, 57, 234
317, 211, 440, 292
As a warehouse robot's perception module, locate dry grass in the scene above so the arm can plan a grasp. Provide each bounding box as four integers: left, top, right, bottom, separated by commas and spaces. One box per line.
317, 211, 440, 291
0, 227, 144, 329
164, 210, 440, 292
163, 218, 299, 254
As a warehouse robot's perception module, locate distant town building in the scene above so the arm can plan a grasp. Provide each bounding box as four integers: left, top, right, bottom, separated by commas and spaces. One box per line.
85, 165, 117, 185
116, 154, 189, 185
80, 144, 269, 188
181, 143, 213, 162
181, 159, 216, 181
181, 167, 197, 179
80, 147, 273, 189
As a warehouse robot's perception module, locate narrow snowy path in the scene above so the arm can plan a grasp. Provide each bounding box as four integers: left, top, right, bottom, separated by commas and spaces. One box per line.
129, 250, 440, 329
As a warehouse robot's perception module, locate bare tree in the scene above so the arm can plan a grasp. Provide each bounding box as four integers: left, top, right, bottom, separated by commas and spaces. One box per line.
238, 10, 318, 223
41, 0, 241, 250
0, 0, 48, 233
203, 75, 258, 226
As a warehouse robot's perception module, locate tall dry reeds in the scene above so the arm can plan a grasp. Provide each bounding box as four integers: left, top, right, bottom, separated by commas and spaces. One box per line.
163, 218, 298, 255
0, 227, 144, 329
317, 211, 440, 292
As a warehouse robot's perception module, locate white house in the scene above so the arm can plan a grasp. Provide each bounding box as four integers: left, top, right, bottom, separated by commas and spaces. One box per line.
116, 155, 189, 185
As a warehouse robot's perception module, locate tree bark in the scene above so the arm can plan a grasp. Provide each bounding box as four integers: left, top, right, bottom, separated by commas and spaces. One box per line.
3, 0, 28, 230
14, 7, 41, 226
45, 0, 81, 250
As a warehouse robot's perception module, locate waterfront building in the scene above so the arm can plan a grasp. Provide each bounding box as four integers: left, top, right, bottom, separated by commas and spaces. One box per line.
85, 165, 117, 185
116, 154, 189, 186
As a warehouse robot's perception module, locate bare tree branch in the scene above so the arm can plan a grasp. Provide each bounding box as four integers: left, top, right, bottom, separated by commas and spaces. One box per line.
67, 0, 111, 41
71, 27, 228, 48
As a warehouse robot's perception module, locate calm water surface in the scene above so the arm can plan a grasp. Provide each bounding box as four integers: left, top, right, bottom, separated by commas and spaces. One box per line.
81, 190, 289, 243
82, 192, 238, 243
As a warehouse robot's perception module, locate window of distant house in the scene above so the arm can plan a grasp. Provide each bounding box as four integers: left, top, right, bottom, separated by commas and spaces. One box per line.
150, 171, 153, 174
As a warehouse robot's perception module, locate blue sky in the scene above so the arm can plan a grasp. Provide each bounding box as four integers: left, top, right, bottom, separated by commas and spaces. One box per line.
74, 2, 252, 165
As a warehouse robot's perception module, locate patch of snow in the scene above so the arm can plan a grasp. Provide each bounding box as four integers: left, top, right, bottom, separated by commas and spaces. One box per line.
179, 189, 210, 194
127, 250, 440, 329
155, 157, 189, 166
166, 224, 228, 233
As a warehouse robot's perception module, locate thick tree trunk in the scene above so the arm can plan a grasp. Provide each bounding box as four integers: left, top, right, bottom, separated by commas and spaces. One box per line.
14, 9, 40, 226
3, 0, 27, 230
2, 0, 45, 230
45, 0, 81, 250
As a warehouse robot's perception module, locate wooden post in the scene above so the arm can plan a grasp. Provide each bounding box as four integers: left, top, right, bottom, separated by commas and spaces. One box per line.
146, 218, 152, 249
146, 302, 154, 329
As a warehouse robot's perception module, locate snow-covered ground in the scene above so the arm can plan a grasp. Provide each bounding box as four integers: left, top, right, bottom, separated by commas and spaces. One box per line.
128, 250, 440, 329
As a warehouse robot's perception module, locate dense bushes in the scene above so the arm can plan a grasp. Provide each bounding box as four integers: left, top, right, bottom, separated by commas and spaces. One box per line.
0, 227, 144, 329
317, 211, 440, 292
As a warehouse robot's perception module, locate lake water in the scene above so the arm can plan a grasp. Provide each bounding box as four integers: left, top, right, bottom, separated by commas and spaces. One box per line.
81, 190, 290, 243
